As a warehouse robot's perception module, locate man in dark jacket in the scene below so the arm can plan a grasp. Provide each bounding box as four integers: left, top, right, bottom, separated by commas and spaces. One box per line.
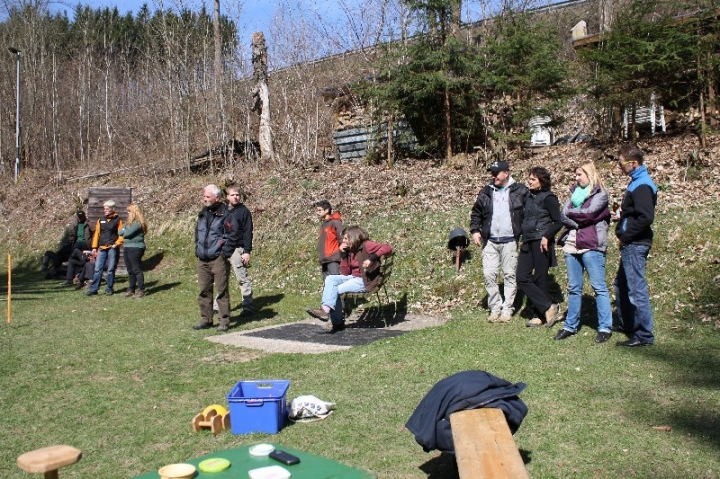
612, 144, 657, 347
227, 185, 254, 317
470, 161, 528, 323
193, 185, 238, 332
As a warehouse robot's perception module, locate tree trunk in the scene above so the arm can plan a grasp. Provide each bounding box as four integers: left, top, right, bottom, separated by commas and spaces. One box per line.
251, 31, 275, 162
214, 0, 221, 85
599, 0, 613, 33
450, 0, 462, 36
387, 112, 394, 168
445, 85, 452, 159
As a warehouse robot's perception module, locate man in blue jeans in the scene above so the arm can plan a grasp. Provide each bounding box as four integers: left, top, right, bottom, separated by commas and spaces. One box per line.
612, 144, 657, 347
85, 200, 124, 296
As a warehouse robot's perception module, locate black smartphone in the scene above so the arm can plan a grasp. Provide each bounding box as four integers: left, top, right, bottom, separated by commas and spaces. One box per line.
268, 450, 300, 465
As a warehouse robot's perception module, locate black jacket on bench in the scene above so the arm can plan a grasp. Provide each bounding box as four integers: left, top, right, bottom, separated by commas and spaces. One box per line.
406, 370, 528, 453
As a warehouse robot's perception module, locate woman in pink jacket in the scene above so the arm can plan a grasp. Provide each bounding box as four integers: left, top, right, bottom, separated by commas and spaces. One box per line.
307, 225, 393, 333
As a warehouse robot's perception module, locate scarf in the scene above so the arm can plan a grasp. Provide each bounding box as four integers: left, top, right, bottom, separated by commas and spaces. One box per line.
570, 184, 590, 208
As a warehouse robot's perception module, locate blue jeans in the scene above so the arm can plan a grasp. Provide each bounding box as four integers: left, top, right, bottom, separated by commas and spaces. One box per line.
88, 247, 118, 294
321, 275, 365, 326
563, 251, 612, 333
614, 244, 654, 343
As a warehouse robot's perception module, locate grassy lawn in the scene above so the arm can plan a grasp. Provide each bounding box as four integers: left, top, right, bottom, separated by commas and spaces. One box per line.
1, 202, 719, 478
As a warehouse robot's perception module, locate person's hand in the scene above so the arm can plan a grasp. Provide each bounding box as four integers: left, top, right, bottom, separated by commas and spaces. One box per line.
241, 253, 251, 266
540, 237, 549, 252
472, 232, 482, 246
362, 259, 372, 268
92, 248, 97, 255
610, 210, 621, 222
339, 243, 348, 252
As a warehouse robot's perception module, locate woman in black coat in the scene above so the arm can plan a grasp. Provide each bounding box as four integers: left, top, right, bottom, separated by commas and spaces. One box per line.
517, 167, 563, 327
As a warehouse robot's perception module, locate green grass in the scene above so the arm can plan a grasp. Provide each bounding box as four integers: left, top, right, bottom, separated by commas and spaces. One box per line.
1, 203, 719, 478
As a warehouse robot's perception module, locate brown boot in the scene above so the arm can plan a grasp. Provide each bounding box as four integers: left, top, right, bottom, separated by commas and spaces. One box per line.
123, 290, 135, 297
545, 304, 560, 328
132, 291, 145, 299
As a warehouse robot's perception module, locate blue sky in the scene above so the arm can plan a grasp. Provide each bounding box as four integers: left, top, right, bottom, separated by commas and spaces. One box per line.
49, 0, 346, 38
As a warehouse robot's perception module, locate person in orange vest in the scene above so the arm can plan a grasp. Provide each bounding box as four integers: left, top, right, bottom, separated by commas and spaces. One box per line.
85, 200, 124, 296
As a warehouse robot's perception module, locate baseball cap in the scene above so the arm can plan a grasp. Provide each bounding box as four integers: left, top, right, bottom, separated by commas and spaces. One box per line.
487, 161, 510, 173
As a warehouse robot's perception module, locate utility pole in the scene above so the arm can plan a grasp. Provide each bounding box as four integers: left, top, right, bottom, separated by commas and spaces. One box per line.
8, 47, 21, 183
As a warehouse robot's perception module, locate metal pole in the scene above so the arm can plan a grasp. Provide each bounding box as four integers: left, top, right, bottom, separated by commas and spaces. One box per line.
7, 253, 11, 324
8, 47, 21, 183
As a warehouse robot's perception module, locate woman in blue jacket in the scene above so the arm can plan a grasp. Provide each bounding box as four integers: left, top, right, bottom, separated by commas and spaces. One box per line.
554, 161, 613, 343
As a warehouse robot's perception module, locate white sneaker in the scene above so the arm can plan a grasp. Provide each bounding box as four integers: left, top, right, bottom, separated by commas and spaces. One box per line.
487, 311, 501, 323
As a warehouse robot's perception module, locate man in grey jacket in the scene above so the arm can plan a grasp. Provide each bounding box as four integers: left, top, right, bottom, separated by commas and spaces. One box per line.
194, 184, 238, 332
470, 161, 528, 323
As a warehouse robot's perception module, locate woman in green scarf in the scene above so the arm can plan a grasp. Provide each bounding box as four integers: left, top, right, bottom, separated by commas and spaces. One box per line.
554, 161, 613, 343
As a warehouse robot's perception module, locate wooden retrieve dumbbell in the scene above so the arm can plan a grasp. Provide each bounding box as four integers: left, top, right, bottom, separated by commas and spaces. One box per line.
17, 445, 82, 479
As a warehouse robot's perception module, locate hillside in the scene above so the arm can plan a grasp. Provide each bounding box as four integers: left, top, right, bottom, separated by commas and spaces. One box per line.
3, 132, 718, 256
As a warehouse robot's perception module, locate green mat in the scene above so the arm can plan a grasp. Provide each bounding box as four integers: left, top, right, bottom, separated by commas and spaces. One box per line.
133, 444, 375, 478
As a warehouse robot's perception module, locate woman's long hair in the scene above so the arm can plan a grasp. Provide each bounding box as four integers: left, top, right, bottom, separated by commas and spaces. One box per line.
577, 160, 604, 191
343, 225, 370, 252
127, 204, 148, 233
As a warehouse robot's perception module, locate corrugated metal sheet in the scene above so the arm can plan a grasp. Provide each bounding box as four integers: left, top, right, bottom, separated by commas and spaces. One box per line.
332, 121, 418, 161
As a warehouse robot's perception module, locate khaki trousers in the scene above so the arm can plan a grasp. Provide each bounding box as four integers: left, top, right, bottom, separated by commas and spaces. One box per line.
198, 256, 230, 326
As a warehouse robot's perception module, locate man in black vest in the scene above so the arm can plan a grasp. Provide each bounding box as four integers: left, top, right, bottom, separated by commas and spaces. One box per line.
85, 200, 124, 296
193, 185, 238, 332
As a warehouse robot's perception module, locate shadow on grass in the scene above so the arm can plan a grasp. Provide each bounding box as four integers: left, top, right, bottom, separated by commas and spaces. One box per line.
144, 280, 181, 295
347, 293, 409, 328
419, 452, 459, 479
620, 341, 720, 451
142, 251, 165, 271
230, 293, 285, 326
416, 441, 533, 478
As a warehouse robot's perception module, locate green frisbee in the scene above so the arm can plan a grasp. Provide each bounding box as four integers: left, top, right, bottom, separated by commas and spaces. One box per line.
198, 457, 231, 473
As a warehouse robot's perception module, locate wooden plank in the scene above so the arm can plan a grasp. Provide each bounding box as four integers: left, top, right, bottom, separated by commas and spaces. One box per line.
17, 445, 82, 474
450, 408, 529, 479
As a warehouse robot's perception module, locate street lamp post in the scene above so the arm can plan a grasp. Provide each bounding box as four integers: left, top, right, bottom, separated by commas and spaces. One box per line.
8, 47, 21, 183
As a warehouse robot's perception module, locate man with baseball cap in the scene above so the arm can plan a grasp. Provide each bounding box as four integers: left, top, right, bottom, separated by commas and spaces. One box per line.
470, 160, 528, 322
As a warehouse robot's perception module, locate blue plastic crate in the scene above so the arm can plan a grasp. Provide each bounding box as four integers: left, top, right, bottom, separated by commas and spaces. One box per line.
227, 380, 290, 434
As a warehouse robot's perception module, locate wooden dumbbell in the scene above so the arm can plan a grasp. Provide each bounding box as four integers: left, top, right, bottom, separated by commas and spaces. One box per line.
192, 408, 231, 434
17, 445, 82, 479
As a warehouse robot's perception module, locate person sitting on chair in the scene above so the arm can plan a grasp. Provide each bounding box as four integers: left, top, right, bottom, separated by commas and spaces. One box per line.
43, 233, 77, 279
306, 226, 392, 334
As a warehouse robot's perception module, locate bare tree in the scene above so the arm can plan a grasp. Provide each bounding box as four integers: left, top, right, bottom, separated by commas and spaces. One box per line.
251, 31, 275, 162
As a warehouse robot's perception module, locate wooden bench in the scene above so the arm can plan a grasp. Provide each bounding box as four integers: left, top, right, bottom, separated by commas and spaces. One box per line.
449, 408, 529, 479
341, 252, 395, 316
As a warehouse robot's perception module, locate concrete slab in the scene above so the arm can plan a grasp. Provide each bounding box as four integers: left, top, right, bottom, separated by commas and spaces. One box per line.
206, 313, 447, 354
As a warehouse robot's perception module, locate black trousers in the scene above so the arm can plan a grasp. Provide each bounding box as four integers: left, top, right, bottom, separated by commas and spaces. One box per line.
123, 247, 145, 292
66, 249, 87, 281
516, 240, 552, 316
